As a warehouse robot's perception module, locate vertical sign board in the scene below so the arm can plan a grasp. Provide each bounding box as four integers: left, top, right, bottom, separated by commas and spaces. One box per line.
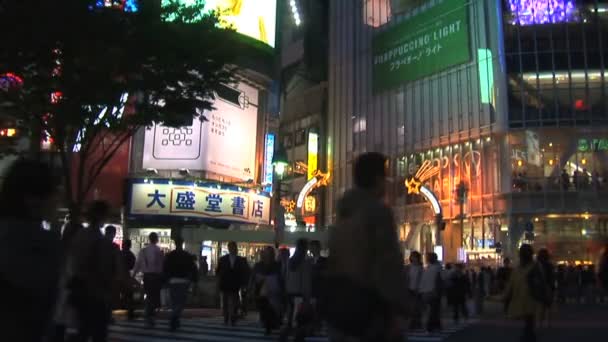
307, 132, 319, 180
372, 0, 471, 92
263, 133, 275, 187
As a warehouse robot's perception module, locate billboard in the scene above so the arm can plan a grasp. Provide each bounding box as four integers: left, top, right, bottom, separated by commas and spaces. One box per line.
163, 0, 277, 48
372, 0, 470, 92
129, 180, 271, 224
143, 82, 258, 181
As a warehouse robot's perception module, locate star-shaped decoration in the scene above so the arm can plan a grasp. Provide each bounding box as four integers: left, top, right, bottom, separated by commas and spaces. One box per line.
405, 177, 422, 194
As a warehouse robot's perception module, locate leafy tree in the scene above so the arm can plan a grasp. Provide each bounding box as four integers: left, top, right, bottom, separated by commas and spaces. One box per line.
0, 0, 238, 220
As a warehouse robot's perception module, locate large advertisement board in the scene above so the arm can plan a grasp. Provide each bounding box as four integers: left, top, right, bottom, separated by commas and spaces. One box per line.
372, 0, 470, 92
142, 82, 258, 181
163, 0, 277, 48
129, 180, 270, 224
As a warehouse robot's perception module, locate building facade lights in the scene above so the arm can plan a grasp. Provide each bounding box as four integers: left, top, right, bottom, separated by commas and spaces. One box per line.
508, 0, 577, 26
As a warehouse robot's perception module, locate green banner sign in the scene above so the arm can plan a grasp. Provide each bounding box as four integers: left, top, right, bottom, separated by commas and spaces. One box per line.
373, 0, 471, 92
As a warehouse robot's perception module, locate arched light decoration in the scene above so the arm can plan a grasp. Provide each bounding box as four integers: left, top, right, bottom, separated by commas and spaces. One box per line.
296, 170, 330, 215
290, 0, 301, 26
420, 185, 441, 216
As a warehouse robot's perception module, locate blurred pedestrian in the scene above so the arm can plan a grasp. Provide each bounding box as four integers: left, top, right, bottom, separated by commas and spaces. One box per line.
0, 159, 61, 342
505, 244, 543, 342
121, 239, 136, 320
199, 256, 209, 277
133, 232, 164, 327
324, 152, 407, 342
447, 263, 470, 324
281, 239, 313, 341
309, 240, 328, 335
535, 248, 555, 328
68, 201, 121, 342
216, 241, 250, 326
251, 246, 283, 335
420, 252, 442, 333
163, 237, 198, 332
405, 251, 423, 330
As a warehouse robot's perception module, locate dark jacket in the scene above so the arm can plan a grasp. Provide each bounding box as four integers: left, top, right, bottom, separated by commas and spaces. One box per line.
311, 256, 328, 297
163, 249, 198, 283
69, 228, 122, 303
0, 219, 62, 342
216, 255, 250, 292
122, 250, 136, 272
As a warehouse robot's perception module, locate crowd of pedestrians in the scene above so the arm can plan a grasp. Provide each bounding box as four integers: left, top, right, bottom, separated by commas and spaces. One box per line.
2, 156, 608, 342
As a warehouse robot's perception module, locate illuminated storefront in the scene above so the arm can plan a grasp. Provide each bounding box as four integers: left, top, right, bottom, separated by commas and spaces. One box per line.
326, 0, 608, 263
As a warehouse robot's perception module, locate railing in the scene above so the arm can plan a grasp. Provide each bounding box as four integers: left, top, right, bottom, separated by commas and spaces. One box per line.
511, 175, 608, 193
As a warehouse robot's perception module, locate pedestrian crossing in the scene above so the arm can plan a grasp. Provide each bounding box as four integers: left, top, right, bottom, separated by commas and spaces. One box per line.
108, 316, 477, 342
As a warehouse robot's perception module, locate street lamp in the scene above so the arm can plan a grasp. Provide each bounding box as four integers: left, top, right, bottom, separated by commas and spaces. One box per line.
272, 144, 289, 247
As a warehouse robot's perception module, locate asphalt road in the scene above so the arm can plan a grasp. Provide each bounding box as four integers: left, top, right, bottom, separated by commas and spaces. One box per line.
447, 302, 608, 342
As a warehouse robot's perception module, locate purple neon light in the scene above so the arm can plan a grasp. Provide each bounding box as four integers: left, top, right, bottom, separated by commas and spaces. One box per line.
508, 0, 577, 25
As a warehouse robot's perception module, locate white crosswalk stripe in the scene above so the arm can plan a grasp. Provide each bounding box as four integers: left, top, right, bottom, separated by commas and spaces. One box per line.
108, 316, 477, 342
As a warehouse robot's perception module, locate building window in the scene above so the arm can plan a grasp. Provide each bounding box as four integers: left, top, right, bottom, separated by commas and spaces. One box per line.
295, 129, 306, 146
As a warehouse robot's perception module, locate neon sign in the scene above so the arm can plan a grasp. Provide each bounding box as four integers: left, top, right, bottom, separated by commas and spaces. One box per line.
578, 138, 608, 152
307, 132, 318, 180
263, 133, 275, 186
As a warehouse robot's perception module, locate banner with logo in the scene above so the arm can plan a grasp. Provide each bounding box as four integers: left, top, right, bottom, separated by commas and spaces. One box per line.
142, 82, 258, 181
129, 181, 271, 225
373, 0, 471, 92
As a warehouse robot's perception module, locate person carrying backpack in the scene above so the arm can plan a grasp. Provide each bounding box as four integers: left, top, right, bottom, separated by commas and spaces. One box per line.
323, 152, 407, 342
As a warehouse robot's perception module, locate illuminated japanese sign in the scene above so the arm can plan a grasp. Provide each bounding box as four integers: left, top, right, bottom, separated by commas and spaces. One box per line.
507, 0, 577, 26
307, 132, 318, 180
296, 170, 330, 215
264, 133, 275, 186
129, 180, 270, 224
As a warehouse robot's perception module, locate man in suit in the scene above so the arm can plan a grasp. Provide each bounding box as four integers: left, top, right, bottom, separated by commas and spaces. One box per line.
216, 241, 250, 326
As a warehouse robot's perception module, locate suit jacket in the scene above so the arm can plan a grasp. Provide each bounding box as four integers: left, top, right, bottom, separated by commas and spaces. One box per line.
216, 255, 250, 292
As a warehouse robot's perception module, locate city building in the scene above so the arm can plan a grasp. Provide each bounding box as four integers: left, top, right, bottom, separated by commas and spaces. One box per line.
124, 0, 326, 271
277, 0, 330, 232
326, 0, 608, 263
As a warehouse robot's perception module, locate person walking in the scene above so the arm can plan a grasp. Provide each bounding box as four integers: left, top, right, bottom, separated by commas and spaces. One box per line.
504, 244, 543, 342
323, 152, 408, 342
448, 263, 470, 324
199, 256, 209, 277
281, 239, 313, 342
163, 237, 198, 331
0, 159, 62, 342
404, 251, 423, 330
535, 248, 555, 327
251, 246, 284, 335
216, 241, 250, 326
309, 240, 328, 335
133, 232, 164, 327
68, 201, 122, 342
120, 239, 136, 320
419, 252, 443, 334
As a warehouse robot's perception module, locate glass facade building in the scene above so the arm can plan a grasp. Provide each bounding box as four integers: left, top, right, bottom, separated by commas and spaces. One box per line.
326, 0, 608, 263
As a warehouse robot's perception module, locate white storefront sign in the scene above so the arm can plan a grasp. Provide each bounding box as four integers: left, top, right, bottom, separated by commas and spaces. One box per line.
142, 82, 259, 181
130, 182, 270, 225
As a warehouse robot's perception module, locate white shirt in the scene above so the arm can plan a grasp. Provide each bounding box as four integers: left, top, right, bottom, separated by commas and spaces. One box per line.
419, 263, 442, 294
134, 244, 164, 274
